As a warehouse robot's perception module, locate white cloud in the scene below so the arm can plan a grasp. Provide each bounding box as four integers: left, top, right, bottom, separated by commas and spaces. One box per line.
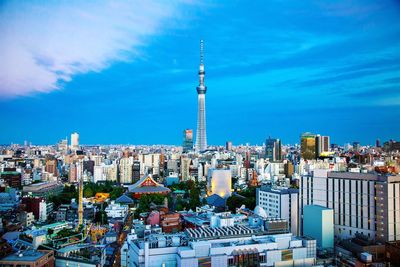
0, 1, 191, 98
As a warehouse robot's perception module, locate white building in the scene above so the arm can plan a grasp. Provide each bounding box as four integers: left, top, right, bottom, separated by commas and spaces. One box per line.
39, 201, 46, 222
119, 157, 133, 184
180, 157, 191, 181
257, 186, 299, 235
140, 153, 161, 176
70, 132, 79, 151
105, 201, 128, 219
122, 219, 316, 267
94, 163, 118, 183
300, 169, 400, 242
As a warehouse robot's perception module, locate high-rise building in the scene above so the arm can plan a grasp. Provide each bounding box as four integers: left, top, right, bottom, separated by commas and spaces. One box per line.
58, 138, 68, 152
71, 132, 79, 150
316, 135, 330, 157
119, 157, 133, 184
180, 157, 191, 181
353, 141, 361, 151
132, 161, 141, 182
45, 159, 58, 176
225, 141, 232, 151
195, 40, 207, 152
300, 132, 317, 160
182, 129, 193, 153
265, 137, 282, 161
376, 138, 381, 148
300, 169, 400, 242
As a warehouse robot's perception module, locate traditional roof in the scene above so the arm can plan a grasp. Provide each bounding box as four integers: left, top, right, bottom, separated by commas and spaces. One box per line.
128, 175, 171, 195
115, 194, 134, 204
206, 194, 226, 207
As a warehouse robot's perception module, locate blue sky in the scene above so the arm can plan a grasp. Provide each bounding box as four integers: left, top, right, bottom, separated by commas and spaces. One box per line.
1, 0, 399, 146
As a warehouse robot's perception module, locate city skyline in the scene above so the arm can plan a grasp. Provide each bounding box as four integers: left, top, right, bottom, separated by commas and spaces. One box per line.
1, 0, 400, 145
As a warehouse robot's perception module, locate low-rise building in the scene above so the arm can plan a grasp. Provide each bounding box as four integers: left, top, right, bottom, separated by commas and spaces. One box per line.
105, 201, 128, 219
122, 218, 316, 267
0, 249, 55, 267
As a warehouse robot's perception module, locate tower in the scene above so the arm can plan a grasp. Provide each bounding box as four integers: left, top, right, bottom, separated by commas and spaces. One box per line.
78, 171, 84, 227
195, 40, 208, 152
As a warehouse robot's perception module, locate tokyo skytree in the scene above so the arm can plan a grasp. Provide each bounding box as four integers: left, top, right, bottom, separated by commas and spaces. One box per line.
195, 40, 207, 152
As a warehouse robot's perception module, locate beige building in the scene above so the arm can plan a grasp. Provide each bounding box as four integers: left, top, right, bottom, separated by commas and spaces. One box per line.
300, 170, 400, 242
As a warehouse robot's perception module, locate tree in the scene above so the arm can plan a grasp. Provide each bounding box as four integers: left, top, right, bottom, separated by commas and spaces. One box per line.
47, 228, 54, 236
134, 194, 165, 218
110, 187, 124, 200
83, 186, 94, 198
94, 211, 108, 225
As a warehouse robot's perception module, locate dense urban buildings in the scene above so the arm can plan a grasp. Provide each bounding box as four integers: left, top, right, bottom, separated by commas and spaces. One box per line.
265, 137, 282, 162
1, 31, 399, 267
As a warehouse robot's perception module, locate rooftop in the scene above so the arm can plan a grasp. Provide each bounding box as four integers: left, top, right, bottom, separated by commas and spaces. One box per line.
0, 249, 51, 262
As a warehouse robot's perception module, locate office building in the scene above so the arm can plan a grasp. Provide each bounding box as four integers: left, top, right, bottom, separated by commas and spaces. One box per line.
316, 135, 330, 157
226, 141, 233, 151
257, 186, 299, 235
70, 132, 79, 150
45, 158, 58, 176
195, 40, 208, 152
83, 160, 95, 175
58, 138, 68, 152
182, 129, 193, 152
132, 161, 141, 182
265, 137, 282, 161
303, 205, 334, 249
300, 169, 400, 242
180, 157, 191, 181
300, 132, 317, 160
119, 157, 133, 184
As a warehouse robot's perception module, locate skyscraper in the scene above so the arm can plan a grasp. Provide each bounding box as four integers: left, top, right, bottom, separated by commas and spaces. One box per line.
316, 135, 330, 157
71, 132, 79, 150
226, 141, 233, 151
300, 132, 317, 160
195, 40, 207, 152
265, 137, 282, 162
182, 129, 193, 152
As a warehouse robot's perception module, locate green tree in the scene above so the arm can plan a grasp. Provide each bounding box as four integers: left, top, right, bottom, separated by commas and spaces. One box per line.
84, 186, 94, 198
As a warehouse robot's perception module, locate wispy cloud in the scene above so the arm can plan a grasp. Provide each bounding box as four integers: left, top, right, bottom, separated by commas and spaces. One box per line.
0, 0, 193, 98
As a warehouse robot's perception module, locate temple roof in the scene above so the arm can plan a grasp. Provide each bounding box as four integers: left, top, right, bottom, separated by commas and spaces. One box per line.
128, 174, 171, 195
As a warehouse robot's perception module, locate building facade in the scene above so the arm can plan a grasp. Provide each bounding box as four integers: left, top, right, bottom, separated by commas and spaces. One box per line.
122, 219, 316, 267
256, 186, 299, 235
300, 169, 400, 242
303, 205, 334, 249
119, 157, 133, 184
182, 129, 193, 153
300, 133, 317, 160
265, 138, 282, 162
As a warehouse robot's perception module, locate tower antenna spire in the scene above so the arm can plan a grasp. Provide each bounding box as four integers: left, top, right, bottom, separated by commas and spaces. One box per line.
200, 39, 204, 65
